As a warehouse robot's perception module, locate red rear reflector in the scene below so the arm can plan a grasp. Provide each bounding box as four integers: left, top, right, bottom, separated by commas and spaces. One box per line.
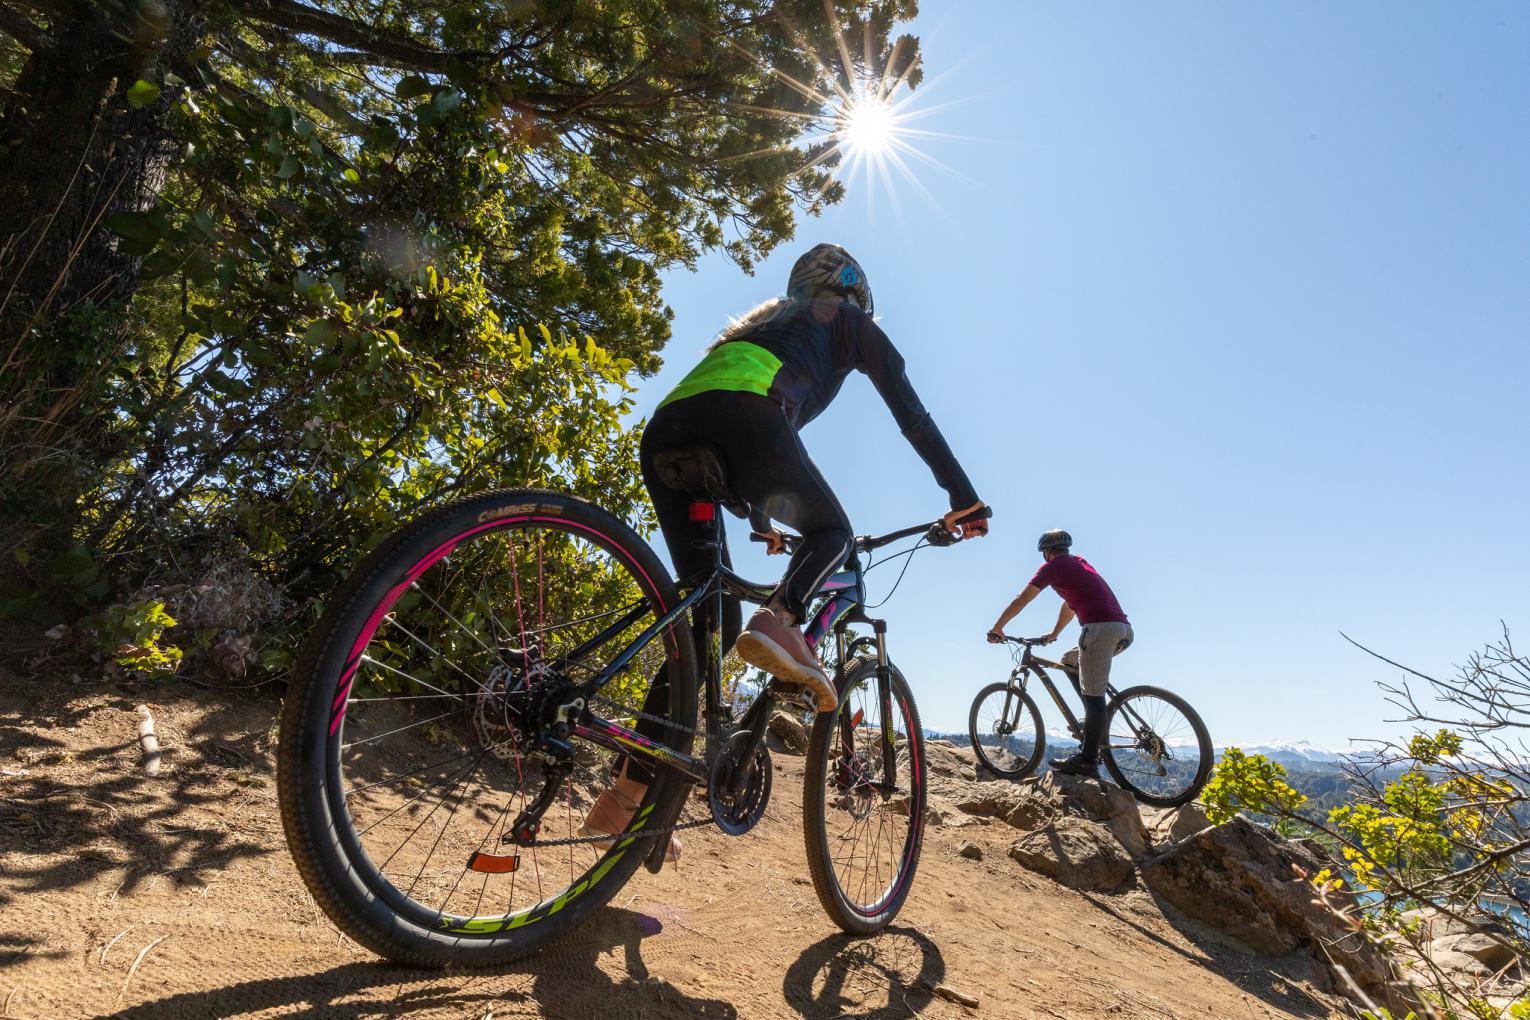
468, 852, 520, 874
850, 708, 864, 729
688, 502, 716, 521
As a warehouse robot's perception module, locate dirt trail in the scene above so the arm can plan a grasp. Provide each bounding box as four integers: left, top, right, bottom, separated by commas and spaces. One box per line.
0, 674, 1343, 1019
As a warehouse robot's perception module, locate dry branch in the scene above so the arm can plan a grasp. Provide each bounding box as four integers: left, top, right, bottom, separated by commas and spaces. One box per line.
135, 704, 162, 776
114, 934, 170, 1009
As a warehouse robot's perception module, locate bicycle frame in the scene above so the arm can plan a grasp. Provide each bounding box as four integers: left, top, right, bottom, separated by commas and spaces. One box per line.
561, 506, 897, 800
997, 639, 1171, 757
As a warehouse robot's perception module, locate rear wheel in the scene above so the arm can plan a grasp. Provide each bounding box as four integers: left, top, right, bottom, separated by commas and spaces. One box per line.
803, 657, 925, 934
968, 681, 1045, 779
1101, 686, 1212, 807
278, 489, 697, 966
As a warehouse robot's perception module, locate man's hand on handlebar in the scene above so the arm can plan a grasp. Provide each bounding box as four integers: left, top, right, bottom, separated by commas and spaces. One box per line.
941, 501, 990, 540
750, 529, 788, 555
986, 628, 1006, 644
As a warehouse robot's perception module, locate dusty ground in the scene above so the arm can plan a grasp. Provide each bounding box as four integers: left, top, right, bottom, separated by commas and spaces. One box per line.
0, 671, 1346, 1019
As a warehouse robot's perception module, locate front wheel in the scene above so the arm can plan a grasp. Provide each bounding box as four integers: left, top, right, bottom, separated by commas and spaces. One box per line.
802, 657, 925, 934
968, 681, 1045, 779
1101, 685, 1212, 807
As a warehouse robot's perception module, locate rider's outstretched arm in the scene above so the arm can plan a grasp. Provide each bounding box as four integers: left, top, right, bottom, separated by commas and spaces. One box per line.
1046, 603, 1075, 643
847, 309, 980, 513
988, 584, 1043, 640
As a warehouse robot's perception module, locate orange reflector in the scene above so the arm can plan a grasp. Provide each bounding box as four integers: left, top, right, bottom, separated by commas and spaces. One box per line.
468, 852, 520, 874
850, 708, 864, 729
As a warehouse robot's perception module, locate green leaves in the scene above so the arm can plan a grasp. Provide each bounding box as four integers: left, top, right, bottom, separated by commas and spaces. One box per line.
395, 75, 433, 100
302, 320, 336, 346
126, 79, 161, 108
1202, 748, 1309, 827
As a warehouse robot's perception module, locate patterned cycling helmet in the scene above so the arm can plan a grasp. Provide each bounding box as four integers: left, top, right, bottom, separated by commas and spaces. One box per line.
787, 243, 873, 315
1037, 529, 1072, 553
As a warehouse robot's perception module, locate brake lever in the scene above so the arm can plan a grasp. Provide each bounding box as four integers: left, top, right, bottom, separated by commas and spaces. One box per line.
925, 522, 959, 547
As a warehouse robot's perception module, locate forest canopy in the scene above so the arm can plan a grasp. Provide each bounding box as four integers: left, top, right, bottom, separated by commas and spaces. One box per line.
0, 0, 921, 658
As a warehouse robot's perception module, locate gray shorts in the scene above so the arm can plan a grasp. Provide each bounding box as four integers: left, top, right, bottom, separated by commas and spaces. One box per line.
1060, 621, 1134, 696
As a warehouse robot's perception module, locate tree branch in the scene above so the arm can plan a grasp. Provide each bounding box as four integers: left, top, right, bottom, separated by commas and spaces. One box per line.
0, 2, 43, 50
247, 0, 482, 73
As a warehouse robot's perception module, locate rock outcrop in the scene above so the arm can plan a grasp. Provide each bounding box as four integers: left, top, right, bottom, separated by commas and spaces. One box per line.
1140, 815, 1395, 1003
1008, 816, 1136, 893
913, 738, 1422, 1013
766, 711, 808, 755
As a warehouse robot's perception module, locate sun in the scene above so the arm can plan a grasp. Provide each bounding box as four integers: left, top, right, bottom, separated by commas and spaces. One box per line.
840, 95, 896, 156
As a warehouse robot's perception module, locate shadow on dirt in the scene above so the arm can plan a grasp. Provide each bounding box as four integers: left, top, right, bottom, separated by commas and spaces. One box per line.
0, 679, 275, 908
104, 908, 736, 1019
782, 926, 945, 1020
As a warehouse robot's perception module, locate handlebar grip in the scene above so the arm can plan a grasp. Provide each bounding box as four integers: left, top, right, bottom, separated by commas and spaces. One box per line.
955, 505, 994, 525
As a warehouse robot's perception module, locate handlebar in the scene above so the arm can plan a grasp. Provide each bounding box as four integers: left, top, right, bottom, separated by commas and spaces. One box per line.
749, 506, 993, 554
997, 635, 1054, 648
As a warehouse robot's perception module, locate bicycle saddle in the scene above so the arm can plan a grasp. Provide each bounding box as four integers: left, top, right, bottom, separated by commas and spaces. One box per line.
651, 444, 751, 520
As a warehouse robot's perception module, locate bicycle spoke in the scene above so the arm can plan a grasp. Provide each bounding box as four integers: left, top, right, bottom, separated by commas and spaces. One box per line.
341, 709, 458, 750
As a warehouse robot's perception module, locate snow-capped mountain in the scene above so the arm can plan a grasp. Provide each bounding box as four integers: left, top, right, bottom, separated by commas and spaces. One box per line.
1229, 740, 1345, 768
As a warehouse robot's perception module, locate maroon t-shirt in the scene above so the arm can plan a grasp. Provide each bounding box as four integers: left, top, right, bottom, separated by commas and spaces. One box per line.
1028, 555, 1129, 626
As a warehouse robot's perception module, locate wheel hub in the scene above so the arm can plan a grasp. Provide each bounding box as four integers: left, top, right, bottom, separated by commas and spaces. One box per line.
471, 646, 560, 760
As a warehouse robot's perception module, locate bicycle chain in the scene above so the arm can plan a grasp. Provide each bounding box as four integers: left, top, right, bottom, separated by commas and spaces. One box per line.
523, 688, 802, 850
516, 812, 717, 849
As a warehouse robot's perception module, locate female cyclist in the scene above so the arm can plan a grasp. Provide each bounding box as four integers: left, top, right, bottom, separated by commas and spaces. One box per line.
582, 243, 989, 859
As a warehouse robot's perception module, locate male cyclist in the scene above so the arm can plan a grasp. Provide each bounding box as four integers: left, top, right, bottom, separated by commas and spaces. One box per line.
986, 530, 1133, 777
582, 243, 989, 856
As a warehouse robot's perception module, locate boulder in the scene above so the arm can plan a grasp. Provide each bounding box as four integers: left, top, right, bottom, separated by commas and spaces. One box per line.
1399, 905, 1492, 941
1426, 948, 1492, 980
1167, 802, 1212, 842
766, 711, 809, 755
958, 841, 983, 861
1036, 772, 1149, 858
1007, 817, 1136, 893
1000, 793, 1059, 832
953, 783, 1031, 820
1431, 932, 1519, 972
1141, 816, 1394, 1003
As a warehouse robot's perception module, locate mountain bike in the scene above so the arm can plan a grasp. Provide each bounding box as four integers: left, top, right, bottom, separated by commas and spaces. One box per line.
279, 472, 989, 966
968, 636, 1212, 807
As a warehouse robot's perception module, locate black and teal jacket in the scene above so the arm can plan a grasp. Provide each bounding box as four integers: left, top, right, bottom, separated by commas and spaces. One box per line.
657, 297, 979, 511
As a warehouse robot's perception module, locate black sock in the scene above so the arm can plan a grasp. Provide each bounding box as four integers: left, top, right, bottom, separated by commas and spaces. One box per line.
1080, 694, 1108, 763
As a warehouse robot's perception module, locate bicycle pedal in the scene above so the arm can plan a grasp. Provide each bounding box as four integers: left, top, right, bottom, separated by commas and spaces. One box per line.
767, 683, 817, 711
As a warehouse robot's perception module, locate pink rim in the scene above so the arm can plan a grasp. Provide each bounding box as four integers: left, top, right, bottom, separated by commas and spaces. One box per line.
328, 510, 670, 735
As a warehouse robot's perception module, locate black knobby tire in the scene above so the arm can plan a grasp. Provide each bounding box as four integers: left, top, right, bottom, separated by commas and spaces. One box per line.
1101, 685, 1212, 808
277, 489, 698, 966
802, 656, 926, 935
968, 681, 1045, 780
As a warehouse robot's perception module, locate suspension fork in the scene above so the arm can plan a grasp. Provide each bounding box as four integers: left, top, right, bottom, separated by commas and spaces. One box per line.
870, 619, 899, 784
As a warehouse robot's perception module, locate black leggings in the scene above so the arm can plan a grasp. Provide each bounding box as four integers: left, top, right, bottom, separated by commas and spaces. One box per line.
624, 391, 851, 782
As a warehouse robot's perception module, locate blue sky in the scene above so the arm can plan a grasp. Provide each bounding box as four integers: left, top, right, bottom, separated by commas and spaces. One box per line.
622, 2, 1530, 748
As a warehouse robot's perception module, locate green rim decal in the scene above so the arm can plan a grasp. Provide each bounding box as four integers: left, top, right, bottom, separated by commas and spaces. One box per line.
437, 803, 657, 934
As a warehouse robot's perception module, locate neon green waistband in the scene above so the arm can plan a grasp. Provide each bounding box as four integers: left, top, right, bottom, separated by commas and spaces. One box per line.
655, 341, 782, 411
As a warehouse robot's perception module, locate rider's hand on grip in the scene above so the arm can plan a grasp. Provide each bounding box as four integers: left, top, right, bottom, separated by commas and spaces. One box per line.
941, 502, 991, 540
749, 529, 788, 555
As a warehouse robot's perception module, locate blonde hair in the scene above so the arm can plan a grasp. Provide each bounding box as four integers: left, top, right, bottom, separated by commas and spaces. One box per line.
706, 297, 792, 351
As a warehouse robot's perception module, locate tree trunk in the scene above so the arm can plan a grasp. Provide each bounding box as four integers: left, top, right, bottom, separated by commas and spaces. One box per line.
0, 0, 203, 569
2, 2, 164, 322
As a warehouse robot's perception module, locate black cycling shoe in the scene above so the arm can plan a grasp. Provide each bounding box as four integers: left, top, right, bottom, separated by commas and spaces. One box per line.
1048, 753, 1100, 777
